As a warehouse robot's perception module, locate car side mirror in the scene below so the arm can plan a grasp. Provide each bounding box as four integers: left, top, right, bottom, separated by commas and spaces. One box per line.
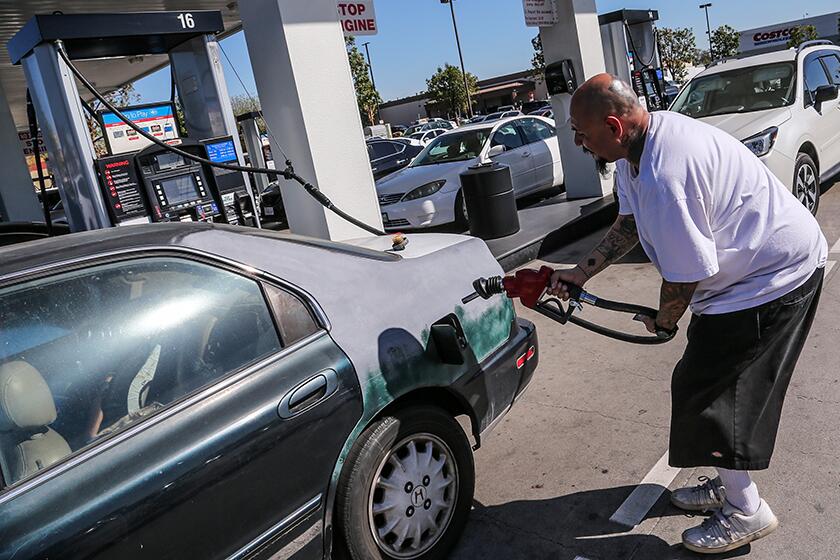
814, 84, 838, 105
487, 145, 506, 158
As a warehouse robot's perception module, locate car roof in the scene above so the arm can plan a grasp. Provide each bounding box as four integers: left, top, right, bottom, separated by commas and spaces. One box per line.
698, 44, 840, 77
0, 223, 399, 281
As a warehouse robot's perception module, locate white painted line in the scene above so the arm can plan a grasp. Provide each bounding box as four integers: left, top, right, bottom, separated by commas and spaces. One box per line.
609, 452, 681, 528
825, 260, 836, 278
573, 557, 593, 560
831, 238, 840, 254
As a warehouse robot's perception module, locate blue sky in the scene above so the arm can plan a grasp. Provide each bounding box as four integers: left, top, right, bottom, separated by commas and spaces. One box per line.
134, 0, 840, 104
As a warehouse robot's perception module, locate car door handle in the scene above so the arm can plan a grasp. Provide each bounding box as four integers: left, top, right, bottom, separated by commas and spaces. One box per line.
277, 369, 338, 418
396, 159, 408, 164
521, 151, 531, 157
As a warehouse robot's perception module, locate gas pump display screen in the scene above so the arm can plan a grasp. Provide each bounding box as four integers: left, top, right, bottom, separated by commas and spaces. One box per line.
100, 103, 179, 155
160, 175, 200, 205
205, 139, 237, 163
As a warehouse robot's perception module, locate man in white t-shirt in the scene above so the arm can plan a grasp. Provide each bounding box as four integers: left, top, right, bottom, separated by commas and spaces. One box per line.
549, 73, 826, 554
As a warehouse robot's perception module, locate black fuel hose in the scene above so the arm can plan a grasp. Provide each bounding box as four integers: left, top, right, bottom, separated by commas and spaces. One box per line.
536, 291, 675, 345
55, 41, 386, 237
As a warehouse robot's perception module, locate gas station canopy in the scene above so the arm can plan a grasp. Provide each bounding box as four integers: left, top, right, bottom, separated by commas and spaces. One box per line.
0, 1, 242, 128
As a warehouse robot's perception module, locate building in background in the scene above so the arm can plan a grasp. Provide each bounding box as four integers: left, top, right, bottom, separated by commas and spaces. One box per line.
379, 69, 548, 126
739, 11, 840, 55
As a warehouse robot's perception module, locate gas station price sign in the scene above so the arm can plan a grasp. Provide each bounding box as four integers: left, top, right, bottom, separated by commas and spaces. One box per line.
99, 102, 180, 156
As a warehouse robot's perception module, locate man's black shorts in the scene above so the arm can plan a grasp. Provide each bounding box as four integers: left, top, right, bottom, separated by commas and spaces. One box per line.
669, 266, 824, 470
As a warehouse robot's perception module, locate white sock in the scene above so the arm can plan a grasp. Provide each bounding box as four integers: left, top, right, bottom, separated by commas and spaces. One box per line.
716, 468, 761, 515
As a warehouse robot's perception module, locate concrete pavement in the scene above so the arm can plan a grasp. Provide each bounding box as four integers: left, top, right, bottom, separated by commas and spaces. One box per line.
451, 181, 840, 560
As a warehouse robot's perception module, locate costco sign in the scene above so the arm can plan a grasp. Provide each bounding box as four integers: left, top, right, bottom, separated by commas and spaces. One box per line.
338, 1, 377, 36
739, 12, 840, 52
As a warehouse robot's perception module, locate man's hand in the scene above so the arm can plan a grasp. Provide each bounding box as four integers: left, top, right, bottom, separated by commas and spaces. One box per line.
638, 314, 657, 334
547, 266, 589, 300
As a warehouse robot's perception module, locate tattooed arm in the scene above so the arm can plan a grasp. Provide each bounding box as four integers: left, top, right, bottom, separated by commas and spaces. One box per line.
578, 213, 639, 278
548, 214, 639, 297
652, 280, 697, 332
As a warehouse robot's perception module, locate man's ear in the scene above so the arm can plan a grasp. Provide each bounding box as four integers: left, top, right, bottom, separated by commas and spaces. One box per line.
605, 115, 624, 140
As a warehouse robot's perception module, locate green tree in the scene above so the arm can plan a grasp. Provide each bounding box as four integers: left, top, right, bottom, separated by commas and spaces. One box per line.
229, 94, 266, 134
530, 34, 545, 82
345, 36, 382, 126
230, 93, 261, 116
787, 25, 819, 48
426, 63, 478, 118
657, 27, 697, 83
710, 24, 740, 59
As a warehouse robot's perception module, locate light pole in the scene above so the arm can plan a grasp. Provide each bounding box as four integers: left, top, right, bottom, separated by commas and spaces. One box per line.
361, 41, 376, 90
699, 3, 714, 61
440, 0, 473, 118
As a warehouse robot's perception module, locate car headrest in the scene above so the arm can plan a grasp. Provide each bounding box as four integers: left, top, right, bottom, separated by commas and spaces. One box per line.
0, 361, 57, 431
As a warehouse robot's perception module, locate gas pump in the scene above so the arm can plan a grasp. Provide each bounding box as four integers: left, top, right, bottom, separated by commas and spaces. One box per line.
8, 11, 258, 232
95, 140, 225, 224
599, 9, 669, 111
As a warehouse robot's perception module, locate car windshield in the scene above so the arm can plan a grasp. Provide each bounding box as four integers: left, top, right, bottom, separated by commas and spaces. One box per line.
483, 112, 504, 122
671, 62, 796, 118
411, 129, 490, 166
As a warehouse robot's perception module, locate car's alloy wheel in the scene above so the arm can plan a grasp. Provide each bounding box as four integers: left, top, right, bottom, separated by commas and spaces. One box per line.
794, 153, 820, 215
336, 406, 475, 560
368, 434, 457, 558
454, 191, 469, 231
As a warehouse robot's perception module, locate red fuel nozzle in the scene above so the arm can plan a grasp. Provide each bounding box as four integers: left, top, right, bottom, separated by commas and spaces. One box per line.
471, 266, 554, 308
501, 266, 554, 308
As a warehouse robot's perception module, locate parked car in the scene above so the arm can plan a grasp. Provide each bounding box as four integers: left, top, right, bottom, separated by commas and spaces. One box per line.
496, 104, 517, 112
393, 136, 424, 147
408, 128, 446, 145
528, 107, 554, 120
465, 114, 487, 124
662, 80, 681, 106
0, 222, 538, 560
391, 124, 408, 137
367, 138, 424, 180
670, 41, 840, 214
521, 100, 550, 114
377, 116, 563, 229
482, 110, 522, 123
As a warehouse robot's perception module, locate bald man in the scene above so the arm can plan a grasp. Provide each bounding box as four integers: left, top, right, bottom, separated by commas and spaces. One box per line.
548, 74, 826, 553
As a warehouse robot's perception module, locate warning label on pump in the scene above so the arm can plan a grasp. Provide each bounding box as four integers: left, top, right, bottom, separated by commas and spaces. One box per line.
338, 1, 377, 35
100, 103, 180, 156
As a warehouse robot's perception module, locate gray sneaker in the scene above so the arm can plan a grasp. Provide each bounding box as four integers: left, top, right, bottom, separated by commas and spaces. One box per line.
670, 475, 726, 512
682, 499, 779, 554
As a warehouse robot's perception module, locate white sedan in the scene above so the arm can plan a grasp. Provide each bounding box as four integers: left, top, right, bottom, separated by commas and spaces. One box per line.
376, 116, 563, 229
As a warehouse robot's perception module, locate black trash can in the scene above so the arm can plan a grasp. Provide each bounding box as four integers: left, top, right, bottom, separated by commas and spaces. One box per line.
459, 162, 520, 240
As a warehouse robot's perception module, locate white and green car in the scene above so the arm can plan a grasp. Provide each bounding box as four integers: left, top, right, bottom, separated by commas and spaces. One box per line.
0, 223, 538, 560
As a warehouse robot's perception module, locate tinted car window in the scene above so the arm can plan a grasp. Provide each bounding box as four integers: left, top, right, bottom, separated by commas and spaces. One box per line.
369, 142, 399, 159
0, 258, 281, 485
518, 118, 555, 144
264, 284, 320, 345
820, 54, 840, 86
491, 123, 524, 150
804, 57, 830, 98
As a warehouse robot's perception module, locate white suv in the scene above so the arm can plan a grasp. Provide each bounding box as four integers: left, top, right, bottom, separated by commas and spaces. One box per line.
670, 41, 840, 214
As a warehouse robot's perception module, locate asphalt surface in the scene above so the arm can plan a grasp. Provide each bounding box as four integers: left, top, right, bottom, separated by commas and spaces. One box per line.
451, 180, 840, 560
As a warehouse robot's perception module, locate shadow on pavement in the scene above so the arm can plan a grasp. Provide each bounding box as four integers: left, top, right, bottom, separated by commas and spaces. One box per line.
451, 485, 753, 560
